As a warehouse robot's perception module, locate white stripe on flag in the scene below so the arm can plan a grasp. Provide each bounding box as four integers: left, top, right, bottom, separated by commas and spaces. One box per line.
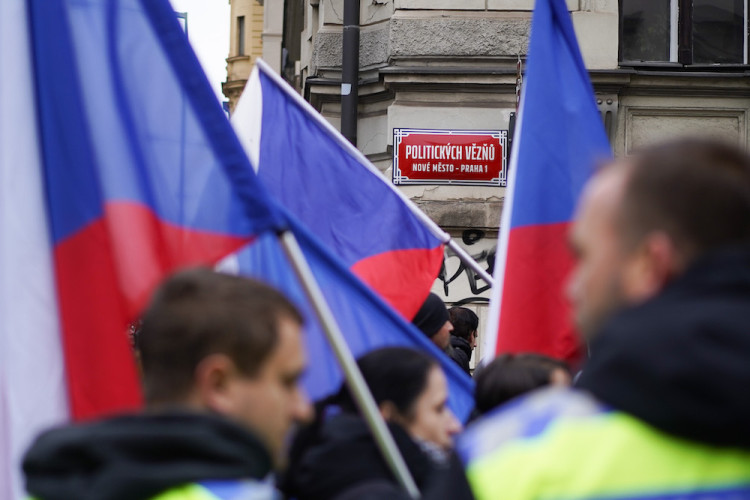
0, 2, 70, 499
481, 88, 527, 363
231, 65, 264, 173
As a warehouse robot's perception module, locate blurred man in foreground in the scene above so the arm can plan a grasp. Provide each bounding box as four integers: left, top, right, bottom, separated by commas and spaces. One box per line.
23, 268, 312, 500
459, 138, 750, 499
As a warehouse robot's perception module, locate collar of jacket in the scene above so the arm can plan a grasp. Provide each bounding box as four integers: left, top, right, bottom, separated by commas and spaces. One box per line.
578, 245, 750, 449
23, 411, 273, 500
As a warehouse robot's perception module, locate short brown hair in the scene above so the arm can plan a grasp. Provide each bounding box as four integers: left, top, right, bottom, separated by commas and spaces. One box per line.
138, 268, 303, 405
474, 353, 570, 415
618, 138, 750, 262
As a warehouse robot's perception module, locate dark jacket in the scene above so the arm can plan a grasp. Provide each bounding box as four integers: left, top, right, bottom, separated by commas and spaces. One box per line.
23, 411, 274, 500
458, 249, 750, 500
449, 335, 472, 375
578, 246, 750, 448
282, 412, 473, 500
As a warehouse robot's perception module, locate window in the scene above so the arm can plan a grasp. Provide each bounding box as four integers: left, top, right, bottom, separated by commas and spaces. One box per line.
237, 16, 246, 56
620, 0, 748, 65
175, 12, 188, 36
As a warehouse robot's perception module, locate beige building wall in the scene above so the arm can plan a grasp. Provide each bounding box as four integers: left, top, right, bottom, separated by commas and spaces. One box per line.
223, 0, 265, 113
261, 1, 285, 75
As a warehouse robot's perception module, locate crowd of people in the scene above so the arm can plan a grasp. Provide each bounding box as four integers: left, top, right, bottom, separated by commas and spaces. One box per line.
22, 137, 750, 499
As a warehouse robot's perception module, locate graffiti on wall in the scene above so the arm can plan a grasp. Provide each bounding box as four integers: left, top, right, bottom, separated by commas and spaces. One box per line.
438, 229, 495, 306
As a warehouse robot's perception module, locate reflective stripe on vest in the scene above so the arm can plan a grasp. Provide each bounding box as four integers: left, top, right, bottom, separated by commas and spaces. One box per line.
466, 409, 750, 500
150, 480, 277, 500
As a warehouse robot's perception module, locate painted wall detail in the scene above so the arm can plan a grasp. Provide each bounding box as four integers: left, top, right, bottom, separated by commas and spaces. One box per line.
438, 230, 495, 305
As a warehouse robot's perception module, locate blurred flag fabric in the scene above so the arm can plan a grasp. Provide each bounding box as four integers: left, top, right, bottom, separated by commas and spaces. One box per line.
225, 209, 475, 423
0, 0, 286, 498
483, 0, 612, 363
231, 62, 448, 320
1, 2, 473, 500
227, 60, 473, 421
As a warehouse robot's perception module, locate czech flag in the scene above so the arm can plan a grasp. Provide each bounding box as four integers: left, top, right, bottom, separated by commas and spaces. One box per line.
1, 0, 285, 498
231, 62, 448, 320
228, 209, 475, 424
483, 0, 611, 363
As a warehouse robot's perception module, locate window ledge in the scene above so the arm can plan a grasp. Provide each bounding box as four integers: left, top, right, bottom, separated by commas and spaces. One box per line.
619, 61, 750, 72
227, 55, 251, 62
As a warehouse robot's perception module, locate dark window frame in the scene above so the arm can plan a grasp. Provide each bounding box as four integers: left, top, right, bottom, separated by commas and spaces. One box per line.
619, 0, 749, 68
237, 16, 246, 57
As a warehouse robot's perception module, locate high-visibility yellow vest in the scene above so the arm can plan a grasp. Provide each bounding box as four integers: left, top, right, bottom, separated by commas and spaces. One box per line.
460, 389, 750, 500
149, 484, 219, 500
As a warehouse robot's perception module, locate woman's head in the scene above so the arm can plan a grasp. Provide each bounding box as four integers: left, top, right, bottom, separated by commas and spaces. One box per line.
474, 353, 572, 415
344, 347, 461, 449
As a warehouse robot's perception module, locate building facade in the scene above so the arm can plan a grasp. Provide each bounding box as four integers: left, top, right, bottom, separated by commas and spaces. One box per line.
224, 0, 277, 113
226, 0, 750, 364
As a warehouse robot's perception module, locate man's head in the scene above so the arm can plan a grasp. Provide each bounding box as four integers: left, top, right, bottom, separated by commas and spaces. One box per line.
412, 292, 453, 351
448, 306, 479, 350
568, 138, 750, 339
138, 268, 312, 468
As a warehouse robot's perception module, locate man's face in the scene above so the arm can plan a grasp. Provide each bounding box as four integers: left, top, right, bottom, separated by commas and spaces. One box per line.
224, 316, 312, 468
567, 167, 632, 340
432, 320, 453, 351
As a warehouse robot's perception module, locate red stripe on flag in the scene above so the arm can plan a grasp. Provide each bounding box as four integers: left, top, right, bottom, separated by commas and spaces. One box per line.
55, 202, 254, 420
104, 202, 254, 316
351, 245, 445, 320
54, 218, 142, 420
496, 223, 582, 363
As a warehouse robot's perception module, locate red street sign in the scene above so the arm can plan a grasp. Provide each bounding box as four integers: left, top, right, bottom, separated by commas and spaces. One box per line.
393, 129, 507, 186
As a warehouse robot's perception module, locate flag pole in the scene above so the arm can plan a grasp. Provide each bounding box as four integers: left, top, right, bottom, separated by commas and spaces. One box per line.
446, 239, 494, 285
278, 229, 421, 499
254, 58, 493, 289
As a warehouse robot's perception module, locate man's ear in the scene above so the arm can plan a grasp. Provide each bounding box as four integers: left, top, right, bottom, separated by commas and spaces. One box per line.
623, 231, 682, 301
193, 353, 238, 414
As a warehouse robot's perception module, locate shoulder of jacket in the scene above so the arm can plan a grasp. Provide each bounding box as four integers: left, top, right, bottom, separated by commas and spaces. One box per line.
457, 387, 607, 465
151, 479, 279, 500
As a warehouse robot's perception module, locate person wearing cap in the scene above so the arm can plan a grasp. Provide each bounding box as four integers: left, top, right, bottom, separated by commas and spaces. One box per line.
412, 293, 453, 353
